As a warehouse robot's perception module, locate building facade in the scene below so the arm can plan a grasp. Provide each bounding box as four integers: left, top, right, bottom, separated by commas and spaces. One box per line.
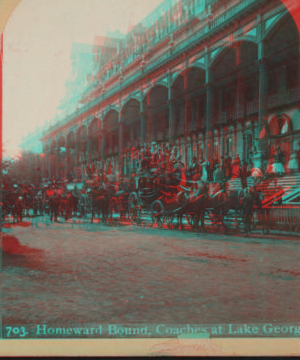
40, 0, 300, 180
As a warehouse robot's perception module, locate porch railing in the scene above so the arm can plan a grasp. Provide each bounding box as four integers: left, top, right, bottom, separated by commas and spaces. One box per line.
253, 206, 300, 233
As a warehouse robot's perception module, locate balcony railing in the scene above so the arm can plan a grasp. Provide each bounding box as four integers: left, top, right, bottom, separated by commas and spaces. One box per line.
41, 0, 272, 138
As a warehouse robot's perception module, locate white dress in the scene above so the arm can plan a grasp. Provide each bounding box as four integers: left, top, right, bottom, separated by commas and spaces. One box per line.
201, 164, 208, 182
273, 162, 285, 174
288, 154, 298, 172
252, 152, 262, 170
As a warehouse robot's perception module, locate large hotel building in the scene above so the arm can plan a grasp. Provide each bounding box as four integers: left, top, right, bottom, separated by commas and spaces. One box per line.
31, 0, 299, 180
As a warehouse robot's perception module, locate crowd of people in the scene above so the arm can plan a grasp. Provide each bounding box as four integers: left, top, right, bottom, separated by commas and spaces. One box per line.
85, 141, 300, 192
3, 140, 299, 227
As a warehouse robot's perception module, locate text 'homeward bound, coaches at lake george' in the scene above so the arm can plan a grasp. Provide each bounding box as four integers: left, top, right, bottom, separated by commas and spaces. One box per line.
28, 324, 300, 337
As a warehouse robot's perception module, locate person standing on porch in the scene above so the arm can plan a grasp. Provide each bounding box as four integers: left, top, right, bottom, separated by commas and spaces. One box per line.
213, 163, 222, 182
252, 146, 262, 171
273, 145, 285, 176
239, 159, 248, 189
287, 152, 298, 174
200, 158, 207, 182
232, 154, 241, 178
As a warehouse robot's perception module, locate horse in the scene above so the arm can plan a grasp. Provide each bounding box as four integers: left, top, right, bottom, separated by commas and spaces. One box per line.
91, 181, 113, 224
204, 183, 245, 233
12, 197, 24, 223
90, 182, 103, 224
250, 180, 270, 235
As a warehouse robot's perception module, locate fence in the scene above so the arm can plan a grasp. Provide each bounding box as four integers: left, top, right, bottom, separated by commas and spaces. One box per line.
253, 206, 300, 233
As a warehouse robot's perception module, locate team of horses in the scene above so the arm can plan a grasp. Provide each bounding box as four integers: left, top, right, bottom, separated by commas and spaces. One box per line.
2, 168, 269, 236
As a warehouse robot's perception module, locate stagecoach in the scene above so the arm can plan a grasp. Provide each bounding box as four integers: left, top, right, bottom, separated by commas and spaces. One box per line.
108, 185, 132, 226
127, 171, 180, 227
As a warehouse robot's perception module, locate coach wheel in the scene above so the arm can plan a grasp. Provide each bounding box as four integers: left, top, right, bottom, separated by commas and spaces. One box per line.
79, 203, 85, 218
207, 212, 222, 232
151, 200, 164, 228
86, 197, 92, 214
186, 214, 198, 230
131, 205, 144, 228
109, 197, 120, 227
165, 215, 174, 229
128, 192, 138, 218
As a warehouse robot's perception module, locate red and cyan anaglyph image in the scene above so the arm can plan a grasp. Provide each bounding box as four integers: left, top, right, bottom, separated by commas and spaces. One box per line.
1, 0, 300, 352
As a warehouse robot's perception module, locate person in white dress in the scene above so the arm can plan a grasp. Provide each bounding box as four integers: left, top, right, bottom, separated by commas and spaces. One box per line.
273, 145, 285, 175
252, 147, 262, 170
288, 152, 298, 174
201, 160, 208, 182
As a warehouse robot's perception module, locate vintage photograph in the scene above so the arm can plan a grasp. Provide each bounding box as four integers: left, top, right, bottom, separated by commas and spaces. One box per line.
1, 0, 300, 355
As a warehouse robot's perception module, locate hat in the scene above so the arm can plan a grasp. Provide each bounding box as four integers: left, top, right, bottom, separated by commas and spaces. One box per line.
151, 141, 157, 145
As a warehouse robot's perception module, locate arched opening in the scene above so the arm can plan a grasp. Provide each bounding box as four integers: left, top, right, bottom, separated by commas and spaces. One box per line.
211, 41, 258, 162
50, 139, 57, 178
77, 125, 87, 167
266, 12, 299, 95
265, 10, 299, 163
269, 114, 293, 161
147, 85, 168, 144
122, 99, 141, 149
88, 117, 100, 161
244, 120, 254, 164
66, 130, 76, 180
122, 99, 141, 175
171, 74, 185, 162
103, 110, 119, 172
57, 135, 66, 180
187, 67, 206, 135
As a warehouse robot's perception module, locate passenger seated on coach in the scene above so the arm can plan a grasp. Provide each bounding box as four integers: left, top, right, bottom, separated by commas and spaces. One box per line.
211, 180, 227, 200
190, 179, 207, 201
174, 184, 192, 203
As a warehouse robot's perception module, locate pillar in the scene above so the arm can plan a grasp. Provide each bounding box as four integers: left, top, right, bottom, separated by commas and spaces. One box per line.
236, 44, 245, 159
119, 119, 124, 158
56, 147, 59, 178
49, 153, 52, 178
220, 127, 224, 161
43, 152, 46, 180
101, 136, 105, 162
257, 18, 268, 153
98, 134, 101, 160
232, 124, 237, 158
184, 71, 189, 165
44, 151, 47, 179
147, 92, 153, 143
205, 73, 213, 162
75, 141, 79, 167
87, 138, 92, 162
66, 145, 70, 176
218, 90, 223, 123
168, 88, 175, 144
258, 57, 268, 148
140, 100, 146, 145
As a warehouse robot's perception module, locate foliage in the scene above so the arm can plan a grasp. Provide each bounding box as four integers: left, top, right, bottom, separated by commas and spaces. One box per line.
3, 151, 43, 185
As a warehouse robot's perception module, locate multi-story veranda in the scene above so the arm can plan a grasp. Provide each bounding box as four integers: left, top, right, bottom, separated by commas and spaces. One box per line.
41, 0, 300, 181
